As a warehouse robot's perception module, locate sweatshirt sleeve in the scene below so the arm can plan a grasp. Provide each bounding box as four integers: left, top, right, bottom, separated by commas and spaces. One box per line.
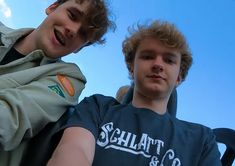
198, 129, 222, 166
0, 70, 86, 151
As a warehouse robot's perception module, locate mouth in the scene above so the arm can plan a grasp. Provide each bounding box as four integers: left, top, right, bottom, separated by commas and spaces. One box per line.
147, 74, 165, 81
54, 29, 65, 46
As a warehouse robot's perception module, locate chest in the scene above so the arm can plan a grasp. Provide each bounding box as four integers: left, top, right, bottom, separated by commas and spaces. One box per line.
93, 108, 203, 166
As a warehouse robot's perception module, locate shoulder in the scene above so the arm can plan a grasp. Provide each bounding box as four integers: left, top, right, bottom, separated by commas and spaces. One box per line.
81, 94, 119, 108
174, 118, 215, 140
53, 61, 84, 74
0, 22, 14, 34
76, 94, 121, 115
42, 61, 87, 83
0, 22, 30, 36
0, 23, 33, 46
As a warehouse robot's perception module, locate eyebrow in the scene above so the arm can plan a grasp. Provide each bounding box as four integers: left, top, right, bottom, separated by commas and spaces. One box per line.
163, 52, 179, 59
70, 6, 85, 17
75, 0, 82, 4
139, 49, 179, 58
139, 50, 155, 54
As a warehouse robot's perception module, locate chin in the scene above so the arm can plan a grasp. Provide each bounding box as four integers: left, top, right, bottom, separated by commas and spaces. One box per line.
148, 87, 166, 96
141, 86, 159, 94
147, 85, 163, 92
45, 50, 65, 59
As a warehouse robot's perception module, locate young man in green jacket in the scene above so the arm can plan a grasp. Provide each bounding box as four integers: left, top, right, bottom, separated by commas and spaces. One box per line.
0, 0, 114, 165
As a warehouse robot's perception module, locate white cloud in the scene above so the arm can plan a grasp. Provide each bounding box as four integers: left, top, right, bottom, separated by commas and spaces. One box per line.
0, 0, 11, 18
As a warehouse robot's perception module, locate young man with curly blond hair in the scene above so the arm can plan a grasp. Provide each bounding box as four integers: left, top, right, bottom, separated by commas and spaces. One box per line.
47, 20, 221, 166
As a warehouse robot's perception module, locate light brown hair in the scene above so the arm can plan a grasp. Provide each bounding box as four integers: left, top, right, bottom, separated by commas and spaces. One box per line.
122, 20, 192, 82
56, 0, 115, 45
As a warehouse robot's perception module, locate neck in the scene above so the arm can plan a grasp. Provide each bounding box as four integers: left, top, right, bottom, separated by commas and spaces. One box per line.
14, 30, 36, 55
132, 90, 170, 115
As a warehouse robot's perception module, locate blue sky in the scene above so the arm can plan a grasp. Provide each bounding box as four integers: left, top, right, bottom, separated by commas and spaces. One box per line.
1, 0, 234, 159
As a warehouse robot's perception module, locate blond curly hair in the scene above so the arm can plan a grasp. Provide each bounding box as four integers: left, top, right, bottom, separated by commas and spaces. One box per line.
122, 20, 192, 82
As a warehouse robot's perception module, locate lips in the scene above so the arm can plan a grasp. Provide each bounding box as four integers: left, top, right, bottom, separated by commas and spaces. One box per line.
54, 29, 65, 46
147, 74, 165, 81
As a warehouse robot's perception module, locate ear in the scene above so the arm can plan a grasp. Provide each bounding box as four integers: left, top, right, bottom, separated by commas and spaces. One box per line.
46, 2, 59, 15
130, 64, 134, 78
175, 74, 182, 87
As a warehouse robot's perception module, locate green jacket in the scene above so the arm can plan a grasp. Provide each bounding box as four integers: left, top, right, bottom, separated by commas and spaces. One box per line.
0, 22, 86, 165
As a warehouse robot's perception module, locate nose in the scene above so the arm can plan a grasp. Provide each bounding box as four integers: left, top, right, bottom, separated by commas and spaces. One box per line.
65, 22, 82, 39
152, 56, 164, 72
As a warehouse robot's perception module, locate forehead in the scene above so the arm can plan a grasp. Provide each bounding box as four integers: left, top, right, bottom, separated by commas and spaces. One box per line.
74, 0, 87, 4
64, 0, 91, 11
137, 37, 181, 57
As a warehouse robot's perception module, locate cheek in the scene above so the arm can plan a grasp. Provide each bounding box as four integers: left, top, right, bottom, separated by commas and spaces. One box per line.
134, 67, 143, 81
171, 69, 181, 83
133, 64, 139, 78
73, 37, 85, 46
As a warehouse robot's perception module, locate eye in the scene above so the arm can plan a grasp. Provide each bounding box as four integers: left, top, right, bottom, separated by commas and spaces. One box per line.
67, 10, 77, 21
165, 58, 174, 64
163, 53, 178, 64
164, 57, 176, 65
140, 53, 154, 60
